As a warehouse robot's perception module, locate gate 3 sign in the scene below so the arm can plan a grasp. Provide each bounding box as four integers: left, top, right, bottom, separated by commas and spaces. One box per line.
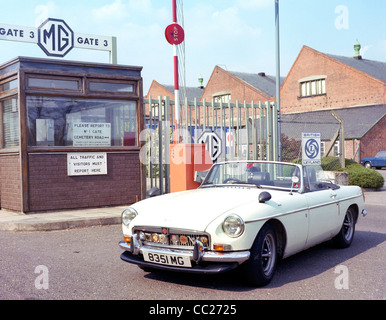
302, 132, 321, 165
0, 18, 113, 58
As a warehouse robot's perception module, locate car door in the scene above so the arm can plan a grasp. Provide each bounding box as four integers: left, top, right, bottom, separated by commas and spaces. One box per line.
302, 167, 340, 248
303, 188, 340, 248
373, 152, 386, 167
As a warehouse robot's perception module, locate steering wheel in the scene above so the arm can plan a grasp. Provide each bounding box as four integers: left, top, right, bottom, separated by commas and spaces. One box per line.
223, 178, 242, 184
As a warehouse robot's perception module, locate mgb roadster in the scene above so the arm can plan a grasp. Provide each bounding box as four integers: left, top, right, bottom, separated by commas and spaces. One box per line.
119, 161, 366, 286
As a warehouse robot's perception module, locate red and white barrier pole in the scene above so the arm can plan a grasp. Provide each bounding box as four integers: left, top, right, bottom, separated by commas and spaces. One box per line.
165, 0, 184, 144
172, 0, 180, 144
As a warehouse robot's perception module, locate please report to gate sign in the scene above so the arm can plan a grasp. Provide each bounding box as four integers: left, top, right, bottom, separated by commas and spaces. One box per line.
72, 122, 111, 147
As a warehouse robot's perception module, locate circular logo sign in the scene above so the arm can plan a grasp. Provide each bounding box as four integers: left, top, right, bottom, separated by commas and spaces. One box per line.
305, 139, 319, 159
165, 23, 185, 45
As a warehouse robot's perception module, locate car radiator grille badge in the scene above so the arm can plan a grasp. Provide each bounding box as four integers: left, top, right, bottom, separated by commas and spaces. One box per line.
134, 228, 210, 249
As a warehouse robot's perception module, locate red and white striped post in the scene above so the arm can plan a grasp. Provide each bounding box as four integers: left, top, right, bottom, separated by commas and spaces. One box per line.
172, 0, 180, 144
165, 1, 184, 143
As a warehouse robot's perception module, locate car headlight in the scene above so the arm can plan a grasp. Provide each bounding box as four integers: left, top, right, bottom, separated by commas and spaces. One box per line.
122, 207, 138, 226
222, 214, 245, 238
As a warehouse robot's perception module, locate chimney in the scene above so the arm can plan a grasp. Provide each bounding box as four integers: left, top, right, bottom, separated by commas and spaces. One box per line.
198, 75, 204, 89
258, 72, 266, 77
354, 40, 362, 60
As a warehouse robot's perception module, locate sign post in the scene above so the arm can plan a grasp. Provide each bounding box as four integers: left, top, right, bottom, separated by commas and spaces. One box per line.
0, 18, 116, 63
165, 0, 185, 144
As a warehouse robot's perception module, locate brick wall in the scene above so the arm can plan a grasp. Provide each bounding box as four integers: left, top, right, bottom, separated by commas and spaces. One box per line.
360, 115, 386, 159
27, 152, 141, 212
281, 46, 385, 114
201, 66, 271, 103
0, 154, 22, 211
144, 80, 174, 117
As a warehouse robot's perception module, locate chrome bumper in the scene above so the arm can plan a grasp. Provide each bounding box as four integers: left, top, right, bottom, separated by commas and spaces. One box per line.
118, 240, 250, 264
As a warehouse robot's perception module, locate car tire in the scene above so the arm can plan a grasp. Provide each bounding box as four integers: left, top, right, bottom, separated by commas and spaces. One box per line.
364, 162, 372, 168
332, 207, 356, 248
242, 223, 277, 287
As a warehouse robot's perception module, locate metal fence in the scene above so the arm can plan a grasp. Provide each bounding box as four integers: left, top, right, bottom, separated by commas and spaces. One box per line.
280, 110, 345, 166
143, 97, 279, 194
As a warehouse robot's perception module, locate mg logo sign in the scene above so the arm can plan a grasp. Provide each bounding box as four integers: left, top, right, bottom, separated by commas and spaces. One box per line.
38, 18, 74, 57
198, 131, 222, 162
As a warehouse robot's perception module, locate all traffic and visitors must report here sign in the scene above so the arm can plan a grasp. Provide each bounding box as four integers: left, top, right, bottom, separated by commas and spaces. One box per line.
67, 152, 107, 176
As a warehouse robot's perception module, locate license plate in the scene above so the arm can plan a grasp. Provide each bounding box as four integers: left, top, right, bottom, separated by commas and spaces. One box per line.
142, 250, 192, 268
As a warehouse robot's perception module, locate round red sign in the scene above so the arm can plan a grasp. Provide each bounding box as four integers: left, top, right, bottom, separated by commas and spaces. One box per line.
165, 23, 185, 45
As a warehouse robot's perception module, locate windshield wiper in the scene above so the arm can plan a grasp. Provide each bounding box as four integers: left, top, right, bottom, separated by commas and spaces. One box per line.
228, 181, 261, 188
200, 183, 218, 188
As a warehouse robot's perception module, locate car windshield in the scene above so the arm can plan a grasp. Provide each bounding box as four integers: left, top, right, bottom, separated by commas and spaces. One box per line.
201, 161, 302, 191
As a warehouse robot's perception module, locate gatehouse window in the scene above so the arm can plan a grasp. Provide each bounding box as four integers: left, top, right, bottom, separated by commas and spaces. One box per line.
27, 76, 81, 91
89, 80, 135, 93
1, 97, 19, 149
26, 96, 137, 147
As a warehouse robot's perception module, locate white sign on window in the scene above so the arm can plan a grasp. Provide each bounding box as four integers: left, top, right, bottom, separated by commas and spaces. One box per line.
73, 122, 111, 147
67, 152, 107, 176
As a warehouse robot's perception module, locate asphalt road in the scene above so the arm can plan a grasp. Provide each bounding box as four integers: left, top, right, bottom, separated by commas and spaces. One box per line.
1, 171, 385, 302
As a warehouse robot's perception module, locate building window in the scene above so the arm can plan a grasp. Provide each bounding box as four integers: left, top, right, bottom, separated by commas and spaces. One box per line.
333, 141, 340, 156
89, 81, 134, 93
320, 141, 326, 156
2, 79, 18, 91
26, 96, 137, 147
28, 77, 80, 91
299, 77, 326, 98
1, 97, 19, 149
213, 93, 231, 103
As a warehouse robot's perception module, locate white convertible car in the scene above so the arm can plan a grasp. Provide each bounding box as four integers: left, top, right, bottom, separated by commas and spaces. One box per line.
119, 161, 366, 286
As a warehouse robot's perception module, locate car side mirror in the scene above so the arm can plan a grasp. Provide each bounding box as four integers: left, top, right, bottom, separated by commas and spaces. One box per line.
147, 187, 160, 198
194, 170, 209, 184
259, 191, 271, 203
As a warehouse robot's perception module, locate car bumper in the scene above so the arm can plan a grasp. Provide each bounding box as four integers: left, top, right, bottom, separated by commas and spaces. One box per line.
119, 240, 250, 275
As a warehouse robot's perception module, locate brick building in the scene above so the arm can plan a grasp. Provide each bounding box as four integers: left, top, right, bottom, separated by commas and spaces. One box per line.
280, 44, 385, 160
144, 80, 204, 119
146, 43, 385, 162
281, 45, 386, 113
0, 57, 145, 213
200, 65, 284, 103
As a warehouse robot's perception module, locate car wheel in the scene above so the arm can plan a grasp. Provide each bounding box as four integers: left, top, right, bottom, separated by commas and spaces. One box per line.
332, 207, 356, 248
364, 162, 372, 168
242, 223, 277, 287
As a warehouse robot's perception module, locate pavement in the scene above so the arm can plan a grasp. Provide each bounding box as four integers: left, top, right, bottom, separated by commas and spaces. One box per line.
0, 171, 384, 232
0, 205, 125, 232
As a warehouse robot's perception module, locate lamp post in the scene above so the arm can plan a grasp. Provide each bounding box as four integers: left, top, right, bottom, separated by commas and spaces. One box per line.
275, 0, 282, 161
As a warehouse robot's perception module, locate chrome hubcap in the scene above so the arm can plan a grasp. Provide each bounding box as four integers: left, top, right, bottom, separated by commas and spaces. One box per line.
261, 233, 276, 275
343, 211, 354, 241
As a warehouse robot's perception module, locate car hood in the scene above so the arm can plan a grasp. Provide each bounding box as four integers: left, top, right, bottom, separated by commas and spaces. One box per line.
130, 187, 261, 231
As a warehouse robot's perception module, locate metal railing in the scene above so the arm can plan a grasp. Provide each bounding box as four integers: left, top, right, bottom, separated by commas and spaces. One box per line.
143, 97, 279, 194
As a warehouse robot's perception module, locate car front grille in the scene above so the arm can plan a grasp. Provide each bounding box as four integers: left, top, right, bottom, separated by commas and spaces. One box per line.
133, 226, 210, 249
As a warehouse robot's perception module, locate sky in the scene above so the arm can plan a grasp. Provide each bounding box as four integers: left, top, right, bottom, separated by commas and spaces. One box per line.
0, 0, 385, 93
